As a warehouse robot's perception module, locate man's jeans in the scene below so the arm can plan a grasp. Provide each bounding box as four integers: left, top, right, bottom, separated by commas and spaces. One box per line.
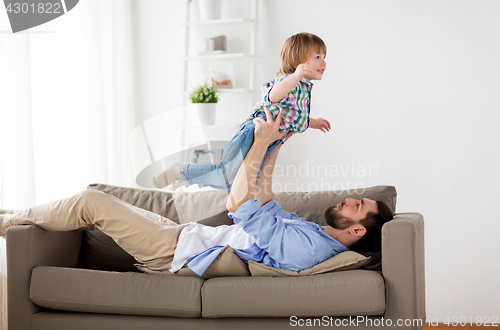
179, 113, 282, 190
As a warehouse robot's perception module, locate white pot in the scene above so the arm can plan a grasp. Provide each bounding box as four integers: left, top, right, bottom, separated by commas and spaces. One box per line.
195, 103, 216, 125
198, 0, 221, 21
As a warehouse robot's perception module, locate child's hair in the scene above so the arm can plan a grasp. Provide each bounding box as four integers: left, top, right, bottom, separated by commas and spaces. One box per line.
278, 32, 327, 76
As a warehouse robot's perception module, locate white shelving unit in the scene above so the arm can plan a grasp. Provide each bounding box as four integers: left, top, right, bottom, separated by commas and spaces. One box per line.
130, 1, 260, 190
181, 0, 258, 93
180, 17, 253, 27
180, 0, 259, 148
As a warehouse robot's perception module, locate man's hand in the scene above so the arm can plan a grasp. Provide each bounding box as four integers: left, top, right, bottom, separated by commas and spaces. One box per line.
253, 108, 289, 144
309, 117, 331, 133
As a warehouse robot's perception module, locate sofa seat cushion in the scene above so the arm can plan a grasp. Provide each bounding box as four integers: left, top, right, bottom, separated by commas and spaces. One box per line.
30, 266, 204, 318
201, 270, 385, 318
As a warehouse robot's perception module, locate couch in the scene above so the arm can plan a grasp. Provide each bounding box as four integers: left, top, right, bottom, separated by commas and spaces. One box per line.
6, 184, 425, 330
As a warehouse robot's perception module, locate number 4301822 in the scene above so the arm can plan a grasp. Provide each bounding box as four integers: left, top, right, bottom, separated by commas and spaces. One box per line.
6, 2, 62, 14
444, 316, 499, 326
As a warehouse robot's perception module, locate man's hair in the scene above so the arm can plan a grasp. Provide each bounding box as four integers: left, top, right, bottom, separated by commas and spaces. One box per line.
324, 201, 394, 253
278, 32, 327, 75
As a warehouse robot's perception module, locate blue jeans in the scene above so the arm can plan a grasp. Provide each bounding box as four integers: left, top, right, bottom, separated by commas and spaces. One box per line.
179, 113, 282, 190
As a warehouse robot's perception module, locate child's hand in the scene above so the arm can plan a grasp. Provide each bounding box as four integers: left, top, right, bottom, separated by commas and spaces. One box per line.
293, 62, 314, 80
309, 118, 331, 133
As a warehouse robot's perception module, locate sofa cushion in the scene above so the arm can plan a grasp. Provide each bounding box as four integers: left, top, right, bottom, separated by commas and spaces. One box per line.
87, 183, 180, 222
176, 245, 251, 278
248, 251, 369, 277
201, 270, 385, 318
87, 183, 233, 226
136, 245, 251, 279
30, 266, 204, 318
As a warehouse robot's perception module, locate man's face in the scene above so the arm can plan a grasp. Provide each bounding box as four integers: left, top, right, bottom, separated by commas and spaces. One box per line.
329, 198, 378, 229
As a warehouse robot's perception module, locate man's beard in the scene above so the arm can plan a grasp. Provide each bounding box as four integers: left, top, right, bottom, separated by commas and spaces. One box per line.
326, 209, 356, 230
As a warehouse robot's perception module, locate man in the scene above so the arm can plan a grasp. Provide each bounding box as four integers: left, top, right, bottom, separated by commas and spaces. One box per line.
1, 108, 393, 276
219, 108, 393, 274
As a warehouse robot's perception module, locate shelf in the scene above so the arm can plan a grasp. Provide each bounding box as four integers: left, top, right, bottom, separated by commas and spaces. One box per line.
183, 53, 247, 61
217, 88, 250, 93
181, 18, 253, 27
170, 125, 238, 130
183, 88, 254, 95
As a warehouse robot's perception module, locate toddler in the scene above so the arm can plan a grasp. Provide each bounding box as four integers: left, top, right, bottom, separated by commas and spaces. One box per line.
153, 32, 330, 190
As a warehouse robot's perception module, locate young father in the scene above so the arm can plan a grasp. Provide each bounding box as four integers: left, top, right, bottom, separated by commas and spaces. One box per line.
1, 108, 393, 276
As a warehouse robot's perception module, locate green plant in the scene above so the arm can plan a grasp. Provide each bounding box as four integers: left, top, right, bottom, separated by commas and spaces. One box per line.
189, 84, 220, 103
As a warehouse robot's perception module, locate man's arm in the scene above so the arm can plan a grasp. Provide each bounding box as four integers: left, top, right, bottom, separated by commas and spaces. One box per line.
226, 108, 287, 213
254, 144, 281, 207
254, 131, 292, 206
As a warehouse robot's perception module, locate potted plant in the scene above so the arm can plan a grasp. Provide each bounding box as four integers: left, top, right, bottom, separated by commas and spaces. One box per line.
189, 83, 219, 125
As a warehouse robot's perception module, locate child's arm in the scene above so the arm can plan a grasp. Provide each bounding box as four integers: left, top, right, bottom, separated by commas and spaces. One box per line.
309, 117, 331, 133
269, 63, 313, 103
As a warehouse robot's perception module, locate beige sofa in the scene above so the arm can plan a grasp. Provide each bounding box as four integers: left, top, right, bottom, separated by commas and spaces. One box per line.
6, 184, 425, 330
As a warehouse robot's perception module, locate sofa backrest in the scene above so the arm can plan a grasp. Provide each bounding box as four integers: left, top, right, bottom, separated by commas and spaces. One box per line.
87, 183, 396, 226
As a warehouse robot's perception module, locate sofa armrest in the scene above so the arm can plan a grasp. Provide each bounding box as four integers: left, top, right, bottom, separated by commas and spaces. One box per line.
6, 225, 82, 330
382, 212, 425, 329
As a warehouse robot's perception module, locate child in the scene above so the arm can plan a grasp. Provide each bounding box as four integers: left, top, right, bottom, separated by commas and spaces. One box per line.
153, 32, 331, 190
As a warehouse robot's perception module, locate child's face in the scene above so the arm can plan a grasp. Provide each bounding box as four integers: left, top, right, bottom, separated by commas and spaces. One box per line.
303, 52, 327, 81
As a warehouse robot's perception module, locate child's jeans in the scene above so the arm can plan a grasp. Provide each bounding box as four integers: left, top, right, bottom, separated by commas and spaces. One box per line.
179, 113, 282, 190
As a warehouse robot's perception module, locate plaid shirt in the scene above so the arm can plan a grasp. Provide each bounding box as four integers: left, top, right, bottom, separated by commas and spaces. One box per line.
253, 75, 313, 133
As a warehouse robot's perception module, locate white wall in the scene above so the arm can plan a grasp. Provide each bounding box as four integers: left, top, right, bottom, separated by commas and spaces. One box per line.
132, 0, 500, 322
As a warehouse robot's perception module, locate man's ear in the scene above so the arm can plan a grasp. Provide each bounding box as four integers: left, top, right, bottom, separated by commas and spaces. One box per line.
349, 226, 366, 238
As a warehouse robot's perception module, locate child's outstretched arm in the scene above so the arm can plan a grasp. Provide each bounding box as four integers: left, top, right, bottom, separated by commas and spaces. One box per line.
269, 62, 313, 103
309, 117, 331, 133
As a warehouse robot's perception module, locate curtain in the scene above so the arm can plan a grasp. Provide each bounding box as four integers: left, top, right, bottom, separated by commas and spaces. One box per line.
0, 1, 138, 328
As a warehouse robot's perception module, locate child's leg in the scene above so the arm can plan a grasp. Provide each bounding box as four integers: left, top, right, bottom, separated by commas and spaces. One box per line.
152, 162, 182, 189
2, 189, 186, 272
179, 110, 285, 190
179, 120, 256, 190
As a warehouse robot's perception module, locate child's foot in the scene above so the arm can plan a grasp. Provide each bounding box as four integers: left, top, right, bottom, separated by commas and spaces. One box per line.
167, 180, 184, 191
153, 163, 182, 189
